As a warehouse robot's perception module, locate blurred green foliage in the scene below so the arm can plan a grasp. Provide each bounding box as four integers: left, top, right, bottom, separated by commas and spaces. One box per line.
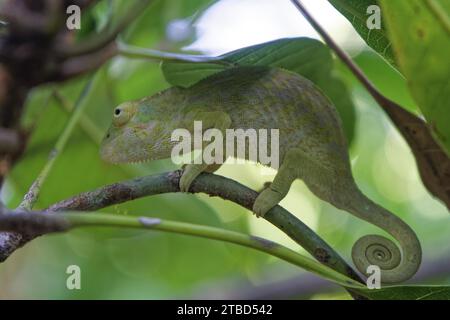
380, 0, 450, 155
329, 0, 395, 64
0, 0, 449, 299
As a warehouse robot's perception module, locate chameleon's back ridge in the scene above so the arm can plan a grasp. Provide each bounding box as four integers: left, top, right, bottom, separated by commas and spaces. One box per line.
100, 65, 422, 283
184, 66, 350, 167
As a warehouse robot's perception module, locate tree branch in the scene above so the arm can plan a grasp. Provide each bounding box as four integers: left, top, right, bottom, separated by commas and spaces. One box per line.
291, 0, 450, 211
50, 171, 362, 284
0, 209, 364, 291
0, 170, 366, 297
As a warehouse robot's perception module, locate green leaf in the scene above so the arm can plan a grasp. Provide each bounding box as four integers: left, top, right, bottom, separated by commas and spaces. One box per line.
161, 37, 356, 143
328, 0, 395, 65
380, 0, 450, 155
162, 38, 331, 86
355, 285, 450, 300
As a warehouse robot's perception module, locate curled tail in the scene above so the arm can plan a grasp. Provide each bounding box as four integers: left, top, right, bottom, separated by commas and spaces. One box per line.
297, 151, 422, 283
345, 185, 422, 283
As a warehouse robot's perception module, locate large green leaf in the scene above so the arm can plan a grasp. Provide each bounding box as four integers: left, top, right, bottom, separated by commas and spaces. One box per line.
162, 37, 331, 87
328, 0, 395, 65
161, 37, 356, 143
380, 0, 450, 155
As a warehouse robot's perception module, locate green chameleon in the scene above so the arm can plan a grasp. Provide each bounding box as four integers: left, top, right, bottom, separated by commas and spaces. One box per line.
100, 66, 421, 283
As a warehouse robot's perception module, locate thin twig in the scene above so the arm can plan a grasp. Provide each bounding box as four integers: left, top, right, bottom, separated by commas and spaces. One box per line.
290, 0, 450, 210
17, 76, 96, 210
59, 42, 117, 79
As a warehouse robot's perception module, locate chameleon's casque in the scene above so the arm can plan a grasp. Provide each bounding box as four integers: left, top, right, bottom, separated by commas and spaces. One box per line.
100, 66, 421, 283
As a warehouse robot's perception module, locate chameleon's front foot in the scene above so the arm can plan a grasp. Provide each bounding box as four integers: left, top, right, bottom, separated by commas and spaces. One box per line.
253, 188, 283, 218
179, 164, 204, 192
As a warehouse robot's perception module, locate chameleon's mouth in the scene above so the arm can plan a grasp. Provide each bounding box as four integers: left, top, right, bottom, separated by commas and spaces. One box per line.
100, 136, 178, 164
99, 137, 151, 164
99, 144, 122, 164
100, 125, 175, 164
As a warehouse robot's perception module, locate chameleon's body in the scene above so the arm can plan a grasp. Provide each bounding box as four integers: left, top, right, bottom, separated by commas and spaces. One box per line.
100, 66, 421, 283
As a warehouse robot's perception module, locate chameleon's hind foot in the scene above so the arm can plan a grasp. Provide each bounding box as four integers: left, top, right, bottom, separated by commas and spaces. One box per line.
253, 188, 283, 217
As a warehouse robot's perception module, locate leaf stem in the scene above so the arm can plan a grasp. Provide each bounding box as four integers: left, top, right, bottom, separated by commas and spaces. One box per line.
117, 41, 227, 64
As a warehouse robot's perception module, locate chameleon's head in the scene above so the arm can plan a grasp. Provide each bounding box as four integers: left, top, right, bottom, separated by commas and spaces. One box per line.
100, 100, 173, 163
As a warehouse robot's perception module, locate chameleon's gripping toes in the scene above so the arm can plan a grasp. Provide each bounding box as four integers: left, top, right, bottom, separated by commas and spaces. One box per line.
100, 66, 421, 283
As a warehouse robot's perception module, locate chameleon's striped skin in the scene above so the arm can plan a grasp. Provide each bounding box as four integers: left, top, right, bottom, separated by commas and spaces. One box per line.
100, 66, 421, 283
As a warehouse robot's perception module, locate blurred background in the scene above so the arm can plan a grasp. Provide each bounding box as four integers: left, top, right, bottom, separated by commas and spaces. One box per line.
0, 0, 449, 299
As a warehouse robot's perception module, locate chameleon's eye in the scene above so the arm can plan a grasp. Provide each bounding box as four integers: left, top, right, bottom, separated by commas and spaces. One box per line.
112, 103, 136, 127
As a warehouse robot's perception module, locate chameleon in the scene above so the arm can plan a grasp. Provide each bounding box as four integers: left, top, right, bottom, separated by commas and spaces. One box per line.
100, 66, 421, 283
